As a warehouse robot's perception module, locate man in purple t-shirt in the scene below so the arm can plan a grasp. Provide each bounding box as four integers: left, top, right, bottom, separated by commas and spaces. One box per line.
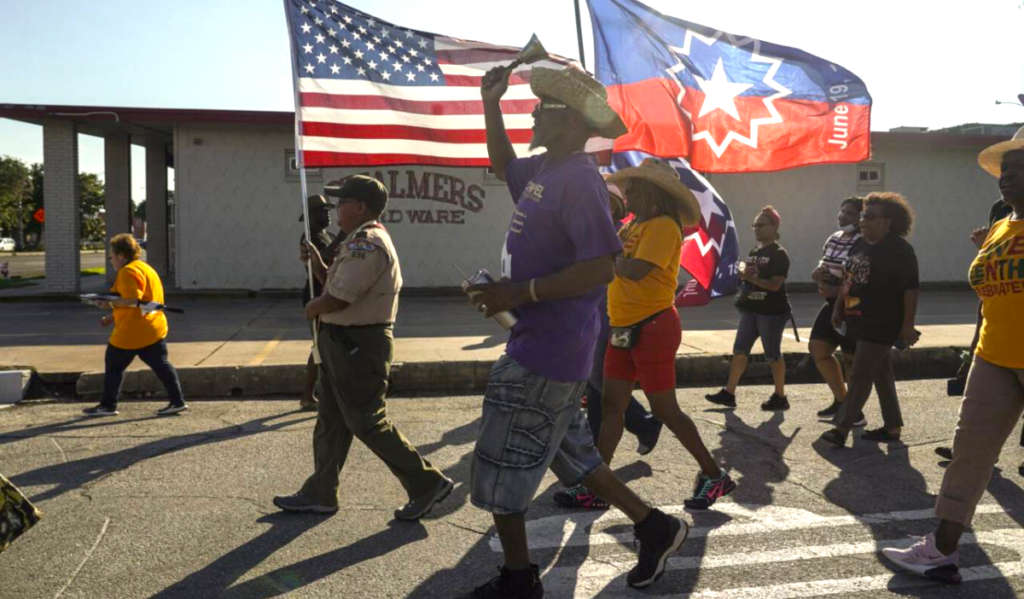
455, 65, 689, 599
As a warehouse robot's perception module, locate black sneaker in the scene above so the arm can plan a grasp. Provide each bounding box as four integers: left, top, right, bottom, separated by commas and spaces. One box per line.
461, 564, 543, 598
394, 476, 454, 521
817, 400, 842, 418
82, 404, 118, 417
684, 471, 736, 510
272, 492, 338, 514
156, 402, 189, 416
636, 423, 663, 456
553, 484, 609, 510
704, 389, 736, 408
935, 447, 953, 461
819, 428, 848, 447
760, 393, 789, 411
628, 509, 689, 588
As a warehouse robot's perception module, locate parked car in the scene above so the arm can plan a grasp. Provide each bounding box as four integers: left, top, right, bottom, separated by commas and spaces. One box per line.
0, 238, 15, 251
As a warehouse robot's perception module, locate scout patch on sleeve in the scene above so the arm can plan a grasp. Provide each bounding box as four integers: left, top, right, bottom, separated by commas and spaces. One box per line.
347, 239, 377, 253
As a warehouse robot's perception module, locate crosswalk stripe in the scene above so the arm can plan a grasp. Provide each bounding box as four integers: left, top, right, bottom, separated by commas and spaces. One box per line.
543, 528, 1024, 597
495, 503, 1009, 552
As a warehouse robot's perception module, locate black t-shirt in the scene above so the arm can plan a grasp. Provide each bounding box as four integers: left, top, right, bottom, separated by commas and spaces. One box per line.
841, 235, 920, 345
301, 229, 335, 305
735, 242, 791, 315
989, 199, 1013, 227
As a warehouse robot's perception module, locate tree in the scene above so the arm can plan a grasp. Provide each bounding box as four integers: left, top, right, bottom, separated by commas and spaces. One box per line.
78, 172, 105, 242
0, 156, 33, 247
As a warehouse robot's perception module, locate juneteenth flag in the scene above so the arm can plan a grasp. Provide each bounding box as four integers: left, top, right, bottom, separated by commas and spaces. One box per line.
608, 151, 740, 305
283, 0, 582, 167
588, 0, 872, 173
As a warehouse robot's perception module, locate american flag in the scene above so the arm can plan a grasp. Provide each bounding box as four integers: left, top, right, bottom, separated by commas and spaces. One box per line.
284, 0, 582, 167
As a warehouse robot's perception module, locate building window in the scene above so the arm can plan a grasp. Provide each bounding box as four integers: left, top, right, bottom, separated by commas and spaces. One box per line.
857, 163, 883, 191
285, 150, 322, 182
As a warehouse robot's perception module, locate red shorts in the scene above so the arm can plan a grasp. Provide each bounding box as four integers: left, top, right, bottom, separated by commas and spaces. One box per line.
604, 308, 682, 393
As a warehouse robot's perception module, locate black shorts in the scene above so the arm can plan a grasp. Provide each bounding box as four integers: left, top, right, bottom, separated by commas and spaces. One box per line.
809, 299, 856, 354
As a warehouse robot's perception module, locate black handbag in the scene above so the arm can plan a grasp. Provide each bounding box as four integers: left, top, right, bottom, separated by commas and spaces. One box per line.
609, 309, 668, 350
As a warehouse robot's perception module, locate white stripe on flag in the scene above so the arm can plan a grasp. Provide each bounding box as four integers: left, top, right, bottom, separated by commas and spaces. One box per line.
301, 136, 535, 158
300, 107, 532, 130
298, 77, 538, 101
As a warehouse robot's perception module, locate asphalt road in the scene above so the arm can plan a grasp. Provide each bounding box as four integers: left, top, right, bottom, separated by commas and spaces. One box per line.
3, 380, 1023, 598
0, 250, 108, 278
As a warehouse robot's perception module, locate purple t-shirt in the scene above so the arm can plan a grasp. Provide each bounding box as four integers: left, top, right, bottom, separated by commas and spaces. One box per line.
501, 152, 622, 382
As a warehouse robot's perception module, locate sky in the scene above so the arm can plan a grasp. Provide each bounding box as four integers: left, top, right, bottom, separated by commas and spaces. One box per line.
1, 0, 1023, 199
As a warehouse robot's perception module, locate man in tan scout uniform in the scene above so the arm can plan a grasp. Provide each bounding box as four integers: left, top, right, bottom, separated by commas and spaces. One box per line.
274, 175, 453, 520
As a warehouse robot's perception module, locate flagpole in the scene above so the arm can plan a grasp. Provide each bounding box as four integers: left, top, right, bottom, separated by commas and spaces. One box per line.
283, 0, 321, 364
573, 0, 587, 69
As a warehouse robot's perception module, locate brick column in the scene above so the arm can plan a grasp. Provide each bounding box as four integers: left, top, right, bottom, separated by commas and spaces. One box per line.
42, 120, 81, 293
103, 133, 132, 285
145, 141, 169, 278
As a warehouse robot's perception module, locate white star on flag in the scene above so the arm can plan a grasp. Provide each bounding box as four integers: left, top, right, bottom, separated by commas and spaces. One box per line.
304, 63, 314, 74
406, 72, 415, 81
381, 71, 391, 80
354, 49, 364, 59
366, 42, 376, 51
417, 39, 427, 49
368, 60, 378, 70
330, 64, 341, 74
378, 51, 389, 62
341, 39, 350, 48
314, 17, 322, 26
429, 72, 439, 82
357, 66, 366, 76
302, 43, 313, 54
301, 23, 312, 34
695, 58, 753, 120
343, 56, 352, 65
316, 53, 327, 64
329, 44, 338, 54
315, 33, 325, 44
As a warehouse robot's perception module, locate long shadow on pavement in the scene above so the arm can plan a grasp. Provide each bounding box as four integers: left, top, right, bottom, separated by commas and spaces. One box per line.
10, 412, 315, 503
814, 434, 1020, 597
0, 414, 160, 447
150, 515, 426, 598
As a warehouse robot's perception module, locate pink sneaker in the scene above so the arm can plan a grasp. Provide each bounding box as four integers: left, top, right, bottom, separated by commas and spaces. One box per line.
881, 534, 961, 583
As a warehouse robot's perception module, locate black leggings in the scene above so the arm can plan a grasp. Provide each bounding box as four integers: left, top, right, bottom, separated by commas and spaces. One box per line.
103, 339, 184, 408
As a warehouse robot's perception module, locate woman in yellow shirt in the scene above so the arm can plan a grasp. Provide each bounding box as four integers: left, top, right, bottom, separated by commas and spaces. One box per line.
881, 129, 1024, 583
598, 158, 734, 511
82, 234, 187, 417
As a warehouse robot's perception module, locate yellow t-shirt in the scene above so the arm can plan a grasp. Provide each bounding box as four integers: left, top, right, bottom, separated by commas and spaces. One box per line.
109, 260, 169, 350
969, 216, 1024, 369
608, 216, 682, 327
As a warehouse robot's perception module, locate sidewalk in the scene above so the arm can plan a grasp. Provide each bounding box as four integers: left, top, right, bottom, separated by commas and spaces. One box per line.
0, 291, 978, 397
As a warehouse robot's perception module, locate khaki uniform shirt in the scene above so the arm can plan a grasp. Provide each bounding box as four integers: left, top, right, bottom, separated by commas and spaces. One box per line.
321, 221, 402, 326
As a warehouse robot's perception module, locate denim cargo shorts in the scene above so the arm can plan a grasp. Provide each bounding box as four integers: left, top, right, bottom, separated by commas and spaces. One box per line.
470, 355, 604, 515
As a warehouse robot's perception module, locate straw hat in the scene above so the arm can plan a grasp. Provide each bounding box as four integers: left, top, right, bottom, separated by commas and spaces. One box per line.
606, 158, 701, 226
978, 125, 1024, 177
602, 173, 626, 217
530, 67, 627, 139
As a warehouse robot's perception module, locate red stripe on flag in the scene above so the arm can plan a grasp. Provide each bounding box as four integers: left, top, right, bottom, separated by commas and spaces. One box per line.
299, 92, 537, 115
301, 122, 533, 144
303, 150, 493, 167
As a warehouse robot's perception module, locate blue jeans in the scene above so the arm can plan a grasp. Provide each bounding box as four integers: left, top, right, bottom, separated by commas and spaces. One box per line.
103, 339, 183, 408
471, 356, 604, 515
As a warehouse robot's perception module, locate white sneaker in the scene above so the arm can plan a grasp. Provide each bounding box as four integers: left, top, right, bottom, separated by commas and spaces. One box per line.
881, 534, 960, 582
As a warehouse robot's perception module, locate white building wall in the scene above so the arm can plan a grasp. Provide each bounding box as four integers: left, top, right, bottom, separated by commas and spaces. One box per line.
709, 138, 997, 283
175, 123, 514, 290
175, 125, 998, 290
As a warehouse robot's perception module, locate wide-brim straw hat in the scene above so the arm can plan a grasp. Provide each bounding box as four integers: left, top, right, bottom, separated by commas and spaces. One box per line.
530, 67, 628, 139
979, 125, 1024, 178
606, 157, 701, 226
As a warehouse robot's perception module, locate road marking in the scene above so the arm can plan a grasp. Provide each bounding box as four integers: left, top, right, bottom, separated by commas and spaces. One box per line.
512, 503, 1022, 598
248, 333, 284, 366
54, 517, 110, 599
492, 503, 1009, 552
543, 529, 1024, 597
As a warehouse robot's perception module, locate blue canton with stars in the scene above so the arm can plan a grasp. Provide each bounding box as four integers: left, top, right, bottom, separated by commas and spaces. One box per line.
287, 0, 446, 86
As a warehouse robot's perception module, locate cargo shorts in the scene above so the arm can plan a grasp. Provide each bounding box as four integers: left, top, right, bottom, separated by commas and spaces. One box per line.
470, 355, 604, 515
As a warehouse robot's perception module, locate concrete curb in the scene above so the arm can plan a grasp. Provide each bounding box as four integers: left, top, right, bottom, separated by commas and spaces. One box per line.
72, 346, 965, 399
